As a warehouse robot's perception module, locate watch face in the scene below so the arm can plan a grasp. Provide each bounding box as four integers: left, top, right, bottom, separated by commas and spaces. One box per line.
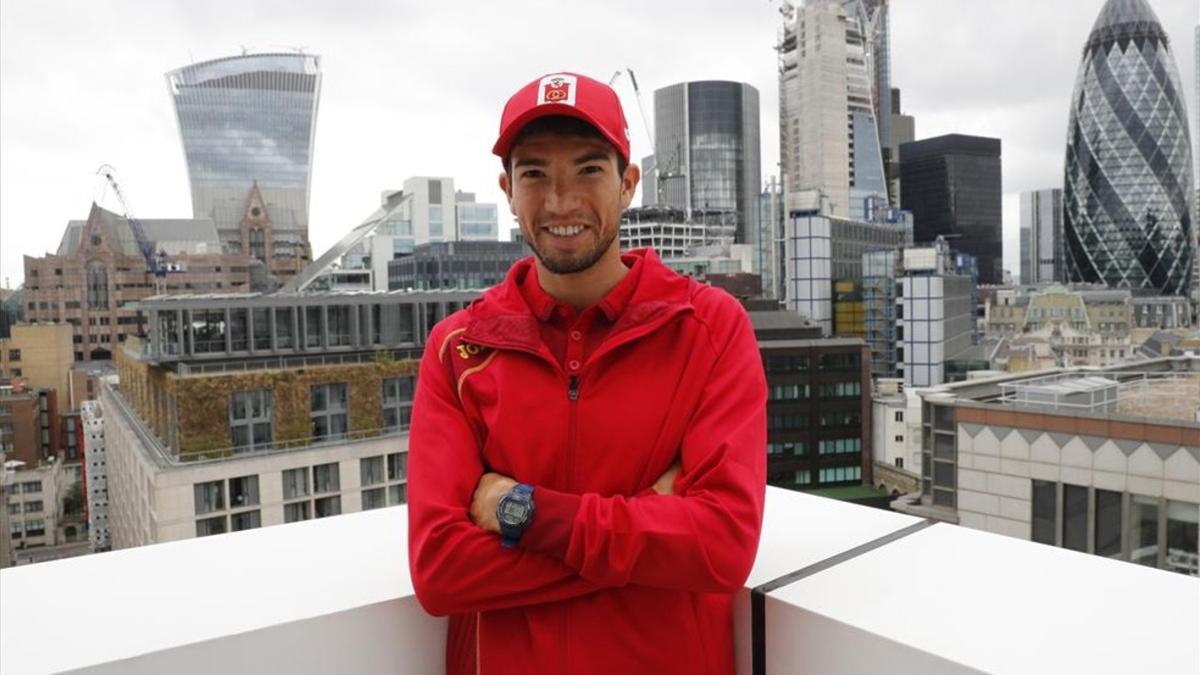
499, 499, 530, 525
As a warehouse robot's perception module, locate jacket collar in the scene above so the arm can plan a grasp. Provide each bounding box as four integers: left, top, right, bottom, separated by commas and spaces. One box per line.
462, 248, 692, 353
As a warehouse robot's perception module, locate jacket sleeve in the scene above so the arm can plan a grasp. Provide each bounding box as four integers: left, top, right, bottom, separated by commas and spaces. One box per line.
521, 298, 767, 593
406, 322, 605, 617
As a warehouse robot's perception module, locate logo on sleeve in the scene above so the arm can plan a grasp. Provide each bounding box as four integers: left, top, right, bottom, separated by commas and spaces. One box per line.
538, 74, 577, 106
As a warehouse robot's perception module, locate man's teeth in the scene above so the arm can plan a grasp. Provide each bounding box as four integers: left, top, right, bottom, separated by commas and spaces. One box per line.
548, 225, 584, 237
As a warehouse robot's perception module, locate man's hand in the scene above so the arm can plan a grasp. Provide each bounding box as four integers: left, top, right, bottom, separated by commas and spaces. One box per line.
470, 472, 517, 534
652, 460, 682, 496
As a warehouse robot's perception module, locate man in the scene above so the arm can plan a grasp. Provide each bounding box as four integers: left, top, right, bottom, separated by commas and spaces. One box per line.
408, 72, 766, 674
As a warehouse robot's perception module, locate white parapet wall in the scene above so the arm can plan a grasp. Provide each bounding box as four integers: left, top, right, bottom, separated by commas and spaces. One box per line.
1, 488, 1197, 674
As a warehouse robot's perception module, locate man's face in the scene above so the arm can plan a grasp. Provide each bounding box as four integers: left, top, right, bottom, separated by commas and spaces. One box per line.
500, 131, 638, 275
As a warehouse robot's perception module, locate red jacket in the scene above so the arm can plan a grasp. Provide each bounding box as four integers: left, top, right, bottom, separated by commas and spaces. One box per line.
407, 248, 767, 674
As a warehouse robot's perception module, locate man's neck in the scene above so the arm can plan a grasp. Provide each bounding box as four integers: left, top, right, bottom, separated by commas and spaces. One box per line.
536, 248, 629, 313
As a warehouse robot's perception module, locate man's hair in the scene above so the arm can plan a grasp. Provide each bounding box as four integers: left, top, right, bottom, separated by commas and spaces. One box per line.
503, 115, 629, 178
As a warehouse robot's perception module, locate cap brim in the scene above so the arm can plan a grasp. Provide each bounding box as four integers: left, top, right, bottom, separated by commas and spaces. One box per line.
492, 103, 627, 162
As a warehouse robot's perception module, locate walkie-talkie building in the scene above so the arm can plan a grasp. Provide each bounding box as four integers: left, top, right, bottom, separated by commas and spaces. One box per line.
1063, 0, 1194, 296
167, 53, 322, 250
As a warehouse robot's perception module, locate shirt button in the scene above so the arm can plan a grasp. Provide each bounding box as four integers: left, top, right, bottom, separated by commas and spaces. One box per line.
568, 359, 581, 371
570, 330, 583, 341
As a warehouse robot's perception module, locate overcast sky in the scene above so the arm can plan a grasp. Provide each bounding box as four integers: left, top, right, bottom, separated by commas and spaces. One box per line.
1, 0, 1197, 288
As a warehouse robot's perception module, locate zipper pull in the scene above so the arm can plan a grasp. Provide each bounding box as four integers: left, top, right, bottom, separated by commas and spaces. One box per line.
567, 375, 580, 401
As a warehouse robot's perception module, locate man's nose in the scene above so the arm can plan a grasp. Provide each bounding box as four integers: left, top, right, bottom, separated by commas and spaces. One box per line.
544, 175, 577, 215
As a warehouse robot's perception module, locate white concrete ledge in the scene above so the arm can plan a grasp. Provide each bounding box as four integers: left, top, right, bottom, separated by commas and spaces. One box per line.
2, 488, 1197, 674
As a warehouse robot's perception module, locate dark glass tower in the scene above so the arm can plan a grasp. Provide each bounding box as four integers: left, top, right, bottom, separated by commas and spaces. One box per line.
899, 134, 1003, 284
649, 81, 760, 246
1063, 0, 1194, 296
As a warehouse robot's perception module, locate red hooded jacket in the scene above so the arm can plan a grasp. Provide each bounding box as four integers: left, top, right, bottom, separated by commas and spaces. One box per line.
407, 248, 767, 674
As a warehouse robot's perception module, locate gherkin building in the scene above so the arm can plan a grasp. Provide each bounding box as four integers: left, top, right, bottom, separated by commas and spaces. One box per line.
1063, 0, 1194, 295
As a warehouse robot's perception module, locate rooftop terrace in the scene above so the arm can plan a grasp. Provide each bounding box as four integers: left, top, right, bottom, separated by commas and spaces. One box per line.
1, 488, 1196, 674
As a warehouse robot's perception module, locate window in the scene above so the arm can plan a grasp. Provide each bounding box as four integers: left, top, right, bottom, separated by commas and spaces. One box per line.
282, 468, 309, 500
87, 262, 108, 309
383, 377, 415, 431
194, 481, 224, 515
229, 475, 260, 508
230, 309, 249, 351
6, 504, 18, 515
311, 383, 349, 441
894, 411, 903, 422
274, 308, 294, 348
894, 457, 904, 469
387, 452, 407, 481
818, 382, 861, 398
7, 349, 19, 361
196, 516, 227, 537
818, 465, 862, 484
9, 521, 21, 539
1165, 500, 1199, 576
818, 438, 861, 455
305, 306, 323, 348
894, 435, 904, 442
253, 309, 271, 350
362, 488, 387, 510
20, 481, 41, 493
328, 306, 351, 346
361, 456, 385, 486
191, 310, 227, 354
284, 501, 310, 523
230, 390, 273, 452
1094, 489, 1122, 558
313, 462, 340, 494
24, 519, 45, 537
231, 510, 261, 532
24, 500, 43, 513
388, 483, 407, 505
1062, 484, 1088, 553
794, 470, 812, 486
1031, 480, 1057, 545
314, 495, 341, 518
1129, 495, 1159, 567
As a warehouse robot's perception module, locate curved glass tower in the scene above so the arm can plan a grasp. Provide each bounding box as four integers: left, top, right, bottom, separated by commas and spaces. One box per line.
1063, 0, 1194, 295
167, 53, 322, 243
649, 81, 760, 246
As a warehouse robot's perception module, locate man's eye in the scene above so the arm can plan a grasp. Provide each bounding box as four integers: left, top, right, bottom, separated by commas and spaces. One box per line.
520, 169, 544, 179
581, 165, 604, 175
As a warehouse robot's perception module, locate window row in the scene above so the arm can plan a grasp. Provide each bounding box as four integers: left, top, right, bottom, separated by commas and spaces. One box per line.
767, 441, 807, 457
818, 382, 861, 398
818, 465, 862, 484
818, 438, 861, 455
768, 384, 809, 401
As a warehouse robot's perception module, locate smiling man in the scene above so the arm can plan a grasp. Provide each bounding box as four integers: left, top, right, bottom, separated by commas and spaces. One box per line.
407, 72, 767, 675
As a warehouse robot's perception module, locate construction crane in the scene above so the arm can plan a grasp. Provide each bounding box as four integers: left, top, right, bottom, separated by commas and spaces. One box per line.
94, 165, 168, 281
607, 68, 653, 150
607, 68, 685, 206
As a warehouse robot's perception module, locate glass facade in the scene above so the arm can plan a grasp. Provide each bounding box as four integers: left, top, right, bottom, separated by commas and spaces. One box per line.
651, 81, 760, 247
1063, 0, 1194, 296
167, 53, 322, 237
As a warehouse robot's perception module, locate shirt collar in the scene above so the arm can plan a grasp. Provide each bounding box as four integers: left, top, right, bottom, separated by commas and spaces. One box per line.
519, 253, 643, 323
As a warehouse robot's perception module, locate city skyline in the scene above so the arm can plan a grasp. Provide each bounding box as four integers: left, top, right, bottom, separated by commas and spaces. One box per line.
1, 0, 1197, 288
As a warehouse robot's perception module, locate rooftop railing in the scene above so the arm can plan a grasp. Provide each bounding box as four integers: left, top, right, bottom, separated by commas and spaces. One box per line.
1, 487, 1196, 674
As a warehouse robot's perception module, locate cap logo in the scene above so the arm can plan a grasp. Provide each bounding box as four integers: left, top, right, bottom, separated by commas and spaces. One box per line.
537, 74, 577, 107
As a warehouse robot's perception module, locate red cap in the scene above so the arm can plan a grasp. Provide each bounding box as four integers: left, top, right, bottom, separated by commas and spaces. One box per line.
492, 72, 630, 163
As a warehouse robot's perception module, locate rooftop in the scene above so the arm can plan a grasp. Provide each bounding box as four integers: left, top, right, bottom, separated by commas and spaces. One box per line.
1, 488, 1196, 674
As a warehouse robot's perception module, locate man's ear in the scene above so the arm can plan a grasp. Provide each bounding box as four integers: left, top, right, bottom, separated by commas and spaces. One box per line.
619, 163, 641, 210
498, 170, 515, 215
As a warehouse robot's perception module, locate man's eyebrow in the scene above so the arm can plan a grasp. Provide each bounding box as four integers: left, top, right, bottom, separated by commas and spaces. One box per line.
512, 157, 547, 168
574, 152, 611, 165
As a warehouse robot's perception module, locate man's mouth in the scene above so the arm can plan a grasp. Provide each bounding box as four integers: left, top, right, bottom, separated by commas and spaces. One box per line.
545, 225, 585, 238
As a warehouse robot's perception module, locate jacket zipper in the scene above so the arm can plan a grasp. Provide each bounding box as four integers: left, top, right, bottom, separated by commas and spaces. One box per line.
564, 374, 581, 674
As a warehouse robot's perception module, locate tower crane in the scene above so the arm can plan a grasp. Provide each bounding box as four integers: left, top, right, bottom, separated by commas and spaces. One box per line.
94, 165, 169, 283
608, 68, 685, 207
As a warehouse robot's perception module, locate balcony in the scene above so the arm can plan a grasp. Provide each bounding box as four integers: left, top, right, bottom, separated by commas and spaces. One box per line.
1, 487, 1197, 674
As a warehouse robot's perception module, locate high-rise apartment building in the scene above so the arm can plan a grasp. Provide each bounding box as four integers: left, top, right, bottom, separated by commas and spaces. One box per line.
644, 81, 760, 247
166, 53, 320, 270
779, 0, 890, 220
1063, 0, 1193, 296
1019, 189, 1065, 285
900, 134, 1003, 285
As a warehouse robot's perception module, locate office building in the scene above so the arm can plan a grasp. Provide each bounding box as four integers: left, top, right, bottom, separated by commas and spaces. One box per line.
759, 180, 785, 300
779, 0, 890, 220
645, 81, 760, 247
1019, 189, 1064, 285
1063, 0, 1194, 296
900, 134, 1003, 284
81, 399, 109, 552
0, 324, 73, 405
2, 455, 73, 555
23, 203, 262, 361
102, 289, 477, 548
886, 87, 915, 207
750, 303, 876, 501
387, 241, 525, 291
782, 209, 911, 335
897, 239, 978, 387
895, 358, 1200, 577
167, 52, 321, 267
288, 179, 499, 292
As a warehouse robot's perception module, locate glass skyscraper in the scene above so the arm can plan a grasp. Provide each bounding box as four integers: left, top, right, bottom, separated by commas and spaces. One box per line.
647, 81, 760, 247
166, 53, 322, 247
1063, 0, 1194, 296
